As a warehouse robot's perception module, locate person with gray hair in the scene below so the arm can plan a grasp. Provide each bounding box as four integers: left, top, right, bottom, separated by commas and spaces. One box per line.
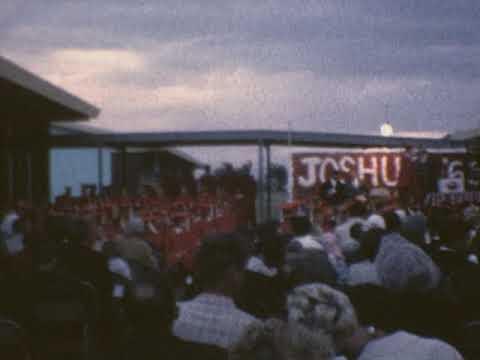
114, 216, 158, 271
287, 283, 463, 359
229, 319, 335, 360
376, 211, 441, 293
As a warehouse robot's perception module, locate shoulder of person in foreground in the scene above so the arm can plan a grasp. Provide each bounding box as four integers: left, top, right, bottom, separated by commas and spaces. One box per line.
358, 331, 463, 360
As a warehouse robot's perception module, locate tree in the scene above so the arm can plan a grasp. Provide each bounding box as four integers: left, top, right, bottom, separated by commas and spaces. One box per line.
268, 163, 288, 192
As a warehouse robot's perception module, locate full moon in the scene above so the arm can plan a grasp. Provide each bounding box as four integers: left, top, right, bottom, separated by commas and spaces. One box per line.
380, 123, 394, 137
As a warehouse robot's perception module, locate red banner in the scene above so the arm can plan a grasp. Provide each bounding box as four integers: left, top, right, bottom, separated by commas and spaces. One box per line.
292, 151, 470, 199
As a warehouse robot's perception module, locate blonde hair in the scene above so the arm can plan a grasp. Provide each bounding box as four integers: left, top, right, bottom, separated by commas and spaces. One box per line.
229, 319, 334, 360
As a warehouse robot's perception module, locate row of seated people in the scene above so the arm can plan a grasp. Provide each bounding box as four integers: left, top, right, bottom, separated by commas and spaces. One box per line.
0, 212, 235, 360
47, 192, 242, 265
51, 189, 244, 221
2, 200, 479, 359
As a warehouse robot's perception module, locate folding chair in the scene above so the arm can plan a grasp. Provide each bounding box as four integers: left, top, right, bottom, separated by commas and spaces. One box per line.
0, 318, 30, 360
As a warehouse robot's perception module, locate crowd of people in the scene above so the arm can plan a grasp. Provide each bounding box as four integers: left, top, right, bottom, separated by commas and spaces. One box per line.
1, 176, 480, 359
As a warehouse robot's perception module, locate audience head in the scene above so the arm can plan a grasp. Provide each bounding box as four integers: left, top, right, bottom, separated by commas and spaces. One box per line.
383, 211, 402, 233
290, 216, 312, 237
125, 216, 146, 237
345, 285, 397, 333
287, 283, 360, 355
288, 283, 359, 338
65, 217, 96, 248
32, 215, 70, 268
195, 232, 250, 295
365, 214, 386, 231
347, 201, 368, 218
102, 240, 121, 258
401, 215, 427, 245
349, 223, 364, 241
229, 319, 335, 360
359, 228, 383, 261
262, 234, 288, 269
378, 248, 441, 294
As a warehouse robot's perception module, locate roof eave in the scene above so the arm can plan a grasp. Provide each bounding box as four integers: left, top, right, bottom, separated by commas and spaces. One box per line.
0, 56, 100, 120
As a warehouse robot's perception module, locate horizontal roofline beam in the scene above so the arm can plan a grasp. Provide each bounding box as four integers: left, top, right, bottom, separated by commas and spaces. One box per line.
48, 130, 465, 149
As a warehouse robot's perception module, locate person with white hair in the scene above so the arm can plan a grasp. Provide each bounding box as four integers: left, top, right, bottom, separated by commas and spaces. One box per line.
364, 214, 386, 231
287, 283, 463, 360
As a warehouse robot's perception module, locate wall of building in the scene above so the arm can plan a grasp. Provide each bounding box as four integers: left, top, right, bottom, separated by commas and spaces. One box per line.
1, 120, 50, 208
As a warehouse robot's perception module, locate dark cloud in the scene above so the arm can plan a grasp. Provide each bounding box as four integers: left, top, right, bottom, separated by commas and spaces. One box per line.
1, 0, 480, 134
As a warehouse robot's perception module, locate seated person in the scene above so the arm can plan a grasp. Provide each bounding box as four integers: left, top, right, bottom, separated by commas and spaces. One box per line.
114, 217, 159, 271
334, 201, 368, 259
286, 217, 337, 287
288, 216, 323, 251
347, 227, 383, 286
241, 229, 289, 318
124, 271, 226, 360
173, 232, 257, 349
229, 319, 335, 360
287, 283, 463, 359
58, 217, 113, 304
375, 212, 441, 293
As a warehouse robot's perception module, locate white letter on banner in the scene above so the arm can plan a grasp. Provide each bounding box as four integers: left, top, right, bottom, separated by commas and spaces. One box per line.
298, 157, 321, 188
381, 155, 401, 187
448, 160, 465, 180
358, 156, 379, 187
340, 156, 356, 175
319, 157, 339, 183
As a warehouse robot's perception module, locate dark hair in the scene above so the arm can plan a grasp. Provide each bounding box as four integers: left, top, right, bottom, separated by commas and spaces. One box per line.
256, 222, 279, 243
349, 222, 364, 241
262, 234, 288, 268
195, 232, 250, 289
401, 215, 427, 245
290, 216, 312, 237
348, 202, 367, 218
345, 285, 397, 332
383, 211, 402, 233
360, 228, 384, 261
65, 217, 91, 247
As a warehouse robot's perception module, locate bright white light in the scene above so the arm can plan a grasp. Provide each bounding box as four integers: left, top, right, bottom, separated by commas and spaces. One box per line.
380, 123, 394, 137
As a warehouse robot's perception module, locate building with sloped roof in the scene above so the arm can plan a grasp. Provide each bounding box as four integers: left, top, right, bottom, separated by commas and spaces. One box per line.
0, 56, 99, 206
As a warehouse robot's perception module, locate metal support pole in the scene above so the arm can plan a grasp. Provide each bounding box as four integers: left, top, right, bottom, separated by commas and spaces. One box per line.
97, 146, 104, 196
257, 141, 264, 224
266, 143, 272, 221
7, 150, 14, 205
26, 151, 32, 202
121, 146, 127, 196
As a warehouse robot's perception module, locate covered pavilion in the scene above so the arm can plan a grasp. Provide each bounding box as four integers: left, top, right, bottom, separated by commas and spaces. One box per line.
50, 129, 464, 221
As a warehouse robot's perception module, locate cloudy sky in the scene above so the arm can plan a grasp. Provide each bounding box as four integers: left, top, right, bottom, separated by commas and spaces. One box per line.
3, 0, 480, 135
